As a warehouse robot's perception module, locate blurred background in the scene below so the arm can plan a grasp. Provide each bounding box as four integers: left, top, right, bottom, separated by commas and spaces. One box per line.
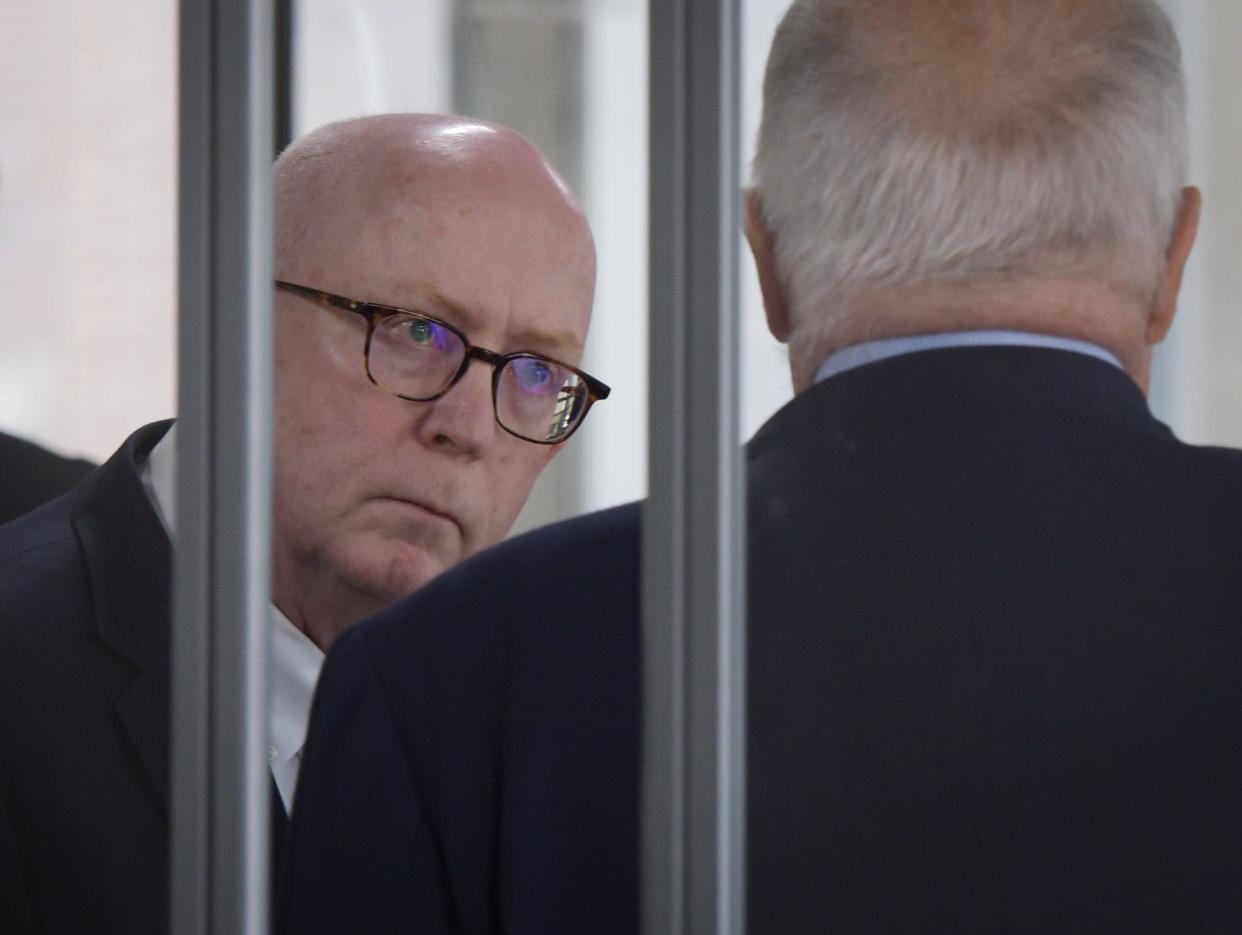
2, 0, 1239, 532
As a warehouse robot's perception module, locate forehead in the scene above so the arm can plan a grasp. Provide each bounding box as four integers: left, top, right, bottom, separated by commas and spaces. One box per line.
303, 157, 595, 356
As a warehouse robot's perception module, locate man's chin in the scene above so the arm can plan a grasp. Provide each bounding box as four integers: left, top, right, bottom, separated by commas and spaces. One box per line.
372, 550, 449, 603
327, 538, 459, 623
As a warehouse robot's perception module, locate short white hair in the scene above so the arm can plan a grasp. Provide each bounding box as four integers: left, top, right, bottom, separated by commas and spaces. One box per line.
752, 0, 1189, 338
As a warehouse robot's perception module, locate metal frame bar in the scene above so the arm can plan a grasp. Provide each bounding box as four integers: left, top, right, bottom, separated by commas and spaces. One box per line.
644, 0, 745, 932
171, 1, 274, 932
275, 0, 294, 156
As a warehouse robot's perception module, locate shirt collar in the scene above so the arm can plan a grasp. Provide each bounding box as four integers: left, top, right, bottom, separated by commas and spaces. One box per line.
814, 330, 1124, 384
142, 421, 177, 537
268, 603, 324, 800
138, 422, 325, 812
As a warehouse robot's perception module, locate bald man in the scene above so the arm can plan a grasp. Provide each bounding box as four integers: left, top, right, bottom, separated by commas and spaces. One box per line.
281, 2, 1242, 933
0, 114, 607, 935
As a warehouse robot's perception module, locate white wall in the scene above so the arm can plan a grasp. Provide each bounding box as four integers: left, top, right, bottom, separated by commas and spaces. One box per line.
577, 0, 651, 512
3, 0, 1240, 507
293, 0, 452, 130
572, 0, 798, 515
0, 1, 176, 462
1155, 0, 1242, 447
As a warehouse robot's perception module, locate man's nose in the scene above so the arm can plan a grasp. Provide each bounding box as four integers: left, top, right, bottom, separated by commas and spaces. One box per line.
413, 358, 497, 456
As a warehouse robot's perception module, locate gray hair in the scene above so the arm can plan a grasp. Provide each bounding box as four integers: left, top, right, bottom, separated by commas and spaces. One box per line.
752, 0, 1189, 338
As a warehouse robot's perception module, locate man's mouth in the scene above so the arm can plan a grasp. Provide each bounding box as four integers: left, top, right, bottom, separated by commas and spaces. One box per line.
379, 496, 461, 533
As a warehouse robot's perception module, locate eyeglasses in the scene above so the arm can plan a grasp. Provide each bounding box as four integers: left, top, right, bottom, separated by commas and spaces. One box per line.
275, 280, 610, 444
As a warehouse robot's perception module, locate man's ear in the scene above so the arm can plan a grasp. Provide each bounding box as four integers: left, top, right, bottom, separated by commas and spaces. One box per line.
744, 189, 792, 343
1147, 185, 1201, 345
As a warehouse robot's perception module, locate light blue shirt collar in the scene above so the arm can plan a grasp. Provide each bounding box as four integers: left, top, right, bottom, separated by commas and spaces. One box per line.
814, 330, 1123, 384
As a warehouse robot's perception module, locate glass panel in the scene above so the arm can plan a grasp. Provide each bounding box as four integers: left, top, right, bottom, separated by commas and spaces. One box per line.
1151, 0, 1242, 444
0, 2, 177, 467
741, 2, 795, 440
735, 0, 1242, 449
0, 4, 182, 931
293, 0, 649, 534
736, 1, 1242, 929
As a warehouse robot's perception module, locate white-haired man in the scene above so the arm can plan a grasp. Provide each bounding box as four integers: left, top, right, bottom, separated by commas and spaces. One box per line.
0, 114, 606, 935
281, 2, 1242, 932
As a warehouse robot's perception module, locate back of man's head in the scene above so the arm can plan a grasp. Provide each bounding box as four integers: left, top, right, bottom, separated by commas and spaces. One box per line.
751, 0, 1191, 387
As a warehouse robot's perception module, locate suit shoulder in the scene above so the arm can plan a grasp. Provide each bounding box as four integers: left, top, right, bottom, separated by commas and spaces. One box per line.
0, 432, 94, 525
0, 420, 167, 569
476, 500, 640, 579
0, 502, 95, 720
353, 502, 640, 691
0, 500, 80, 590
1156, 435, 1242, 507
1173, 436, 1242, 471
367, 501, 639, 633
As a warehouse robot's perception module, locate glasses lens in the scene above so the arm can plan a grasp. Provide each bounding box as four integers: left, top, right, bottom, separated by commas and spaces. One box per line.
496, 356, 588, 443
368, 313, 465, 399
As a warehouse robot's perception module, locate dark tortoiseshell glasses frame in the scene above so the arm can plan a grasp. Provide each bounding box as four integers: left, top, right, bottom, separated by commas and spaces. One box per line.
274, 280, 610, 444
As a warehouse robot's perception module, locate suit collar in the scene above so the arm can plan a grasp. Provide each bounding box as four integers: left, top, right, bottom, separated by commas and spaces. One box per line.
752, 345, 1164, 457
813, 331, 1123, 383
72, 420, 175, 814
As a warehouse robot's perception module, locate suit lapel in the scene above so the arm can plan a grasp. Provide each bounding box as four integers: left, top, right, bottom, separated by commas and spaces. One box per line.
271, 776, 289, 868
74, 421, 176, 816
69, 420, 295, 889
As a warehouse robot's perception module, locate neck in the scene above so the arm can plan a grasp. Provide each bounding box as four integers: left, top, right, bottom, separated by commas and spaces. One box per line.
271, 559, 389, 653
790, 277, 1153, 393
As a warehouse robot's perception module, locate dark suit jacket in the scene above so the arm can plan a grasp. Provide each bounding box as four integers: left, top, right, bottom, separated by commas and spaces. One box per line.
0, 431, 94, 526
0, 421, 287, 934
280, 347, 1242, 934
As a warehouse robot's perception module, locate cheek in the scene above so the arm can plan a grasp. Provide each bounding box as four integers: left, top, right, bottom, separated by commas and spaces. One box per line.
272, 379, 375, 525
276, 326, 388, 467
479, 447, 559, 538
271, 428, 347, 553
274, 312, 374, 432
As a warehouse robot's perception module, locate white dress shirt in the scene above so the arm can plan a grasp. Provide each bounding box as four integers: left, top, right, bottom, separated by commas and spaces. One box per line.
140, 423, 324, 812
814, 329, 1123, 384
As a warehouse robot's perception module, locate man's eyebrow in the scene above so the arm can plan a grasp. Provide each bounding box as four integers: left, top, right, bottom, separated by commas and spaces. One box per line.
419, 287, 473, 321
419, 287, 582, 356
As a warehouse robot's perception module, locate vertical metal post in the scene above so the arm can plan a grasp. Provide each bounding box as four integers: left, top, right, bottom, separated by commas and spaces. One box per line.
644, 0, 744, 933
172, 1, 274, 933
275, 0, 294, 156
